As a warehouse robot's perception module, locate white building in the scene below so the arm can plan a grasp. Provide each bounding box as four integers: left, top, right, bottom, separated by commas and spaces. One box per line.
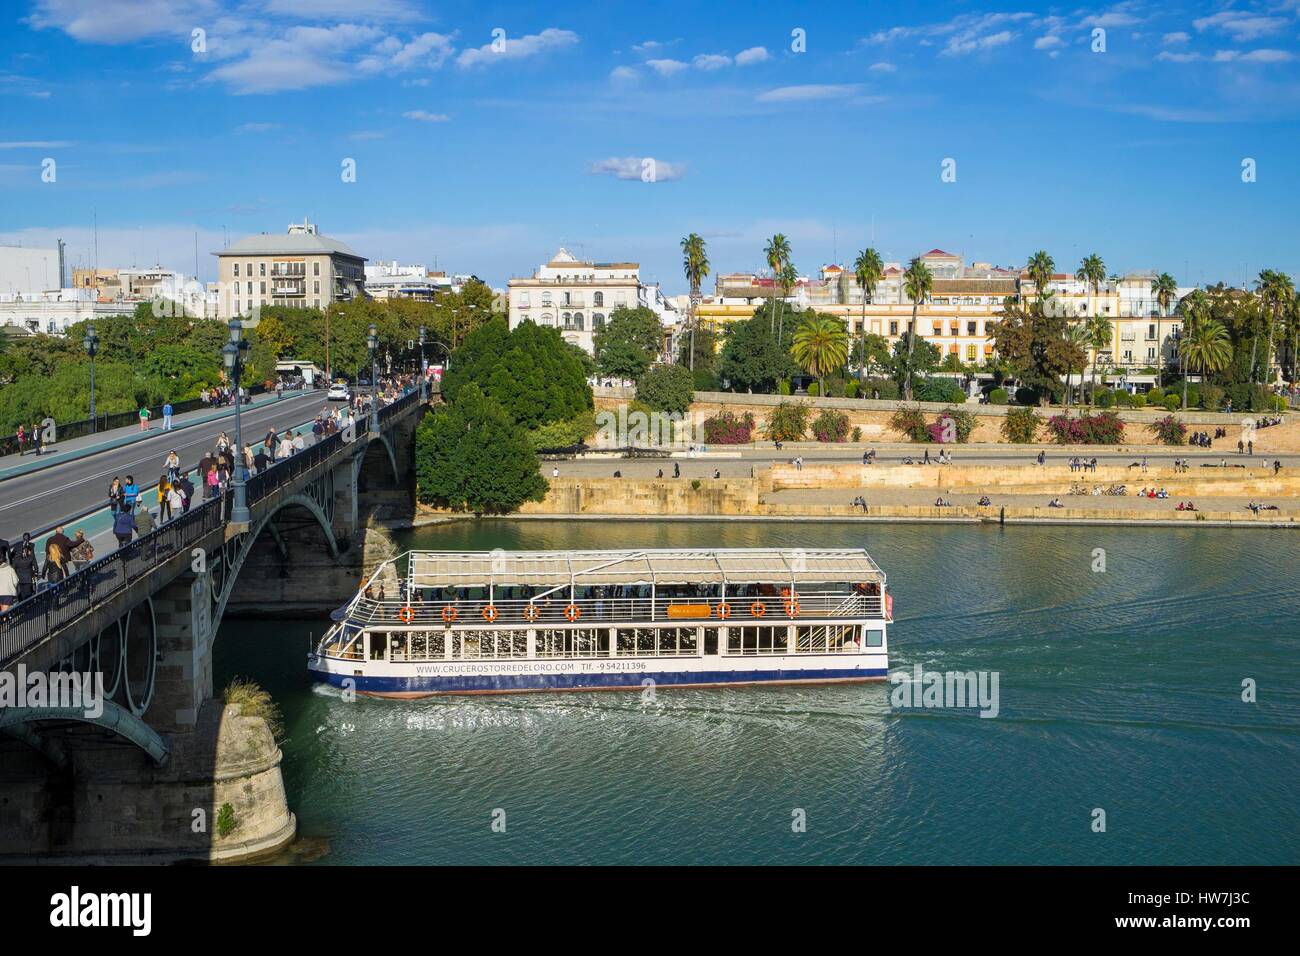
0, 288, 133, 334
507, 247, 678, 354
0, 244, 63, 296
363, 260, 459, 301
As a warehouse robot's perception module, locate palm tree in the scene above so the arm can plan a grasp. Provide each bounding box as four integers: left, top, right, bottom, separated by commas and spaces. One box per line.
777, 261, 798, 346
1062, 323, 1091, 411
1026, 250, 1055, 308
764, 234, 791, 335
853, 248, 884, 382
1151, 272, 1177, 387
1075, 253, 1105, 319
680, 234, 710, 372
1176, 289, 1208, 409
1085, 315, 1113, 401
1255, 269, 1294, 385
1183, 319, 1233, 395
902, 257, 934, 401
791, 314, 850, 396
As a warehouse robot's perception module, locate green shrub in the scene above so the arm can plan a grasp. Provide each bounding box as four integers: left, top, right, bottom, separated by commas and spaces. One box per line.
889, 406, 930, 442
811, 409, 851, 442
1015, 385, 1043, 406
777, 379, 792, 396
806, 381, 820, 396
1130, 392, 1147, 408
529, 410, 598, 449
1199, 385, 1224, 410
1162, 394, 1180, 412
987, 387, 1009, 405
862, 378, 899, 400
690, 478, 702, 491
1002, 406, 1041, 443
1147, 386, 1164, 403
216, 803, 237, 838
851, 426, 862, 442
1095, 389, 1115, 408
766, 401, 810, 442
915, 378, 967, 404
844, 380, 859, 399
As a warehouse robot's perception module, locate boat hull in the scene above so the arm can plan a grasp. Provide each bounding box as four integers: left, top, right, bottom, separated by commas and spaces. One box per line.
309, 655, 888, 698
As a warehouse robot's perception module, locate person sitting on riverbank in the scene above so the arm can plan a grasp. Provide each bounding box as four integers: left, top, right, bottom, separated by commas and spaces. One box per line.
977, 496, 991, 506
1047, 497, 1063, 508
851, 495, 868, 512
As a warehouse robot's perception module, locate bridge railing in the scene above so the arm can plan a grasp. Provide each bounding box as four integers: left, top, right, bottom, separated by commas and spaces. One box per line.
0, 500, 223, 666
1, 393, 426, 667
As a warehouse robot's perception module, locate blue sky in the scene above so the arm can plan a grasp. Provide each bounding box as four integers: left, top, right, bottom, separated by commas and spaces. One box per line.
2, 0, 1299, 293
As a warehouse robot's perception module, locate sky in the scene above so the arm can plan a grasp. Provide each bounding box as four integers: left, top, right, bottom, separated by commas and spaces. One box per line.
1, 0, 1299, 294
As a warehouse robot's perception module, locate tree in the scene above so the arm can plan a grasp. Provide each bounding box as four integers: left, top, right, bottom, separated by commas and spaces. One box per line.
764, 233, 791, 336
1152, 272, 1178, 386
902, 258, 934, 400
890, 332, 939, 393
636, 363, 694, 415
680, 233, 710, 372
717, 304, 799, 394
445, 317, 592, 429
790, 314, 849, 397
1084, 315, 1113, 401
849, 332, 892, 376
1064, 322, 1091, 410
1182, 319, 1233, 391
592, 306, 663, 381
988, 295, 1080, 405
1075, 253, 1106, 318
1256, 269, 1294, 385
414, 384, 548, 514
852, 247, 884, 380
1026, 250, 1056, 305
1176, 290, 1208, 408
252, 314, 295, 360
777, 261, 798, 346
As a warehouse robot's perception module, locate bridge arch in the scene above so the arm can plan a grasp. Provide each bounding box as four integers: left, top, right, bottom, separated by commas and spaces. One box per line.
0, 700, 170, 767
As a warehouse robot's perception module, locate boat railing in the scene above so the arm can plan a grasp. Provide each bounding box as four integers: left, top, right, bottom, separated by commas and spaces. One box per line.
344, 590, 884, 627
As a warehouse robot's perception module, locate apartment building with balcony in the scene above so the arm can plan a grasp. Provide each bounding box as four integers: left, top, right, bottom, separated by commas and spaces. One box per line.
213, 218, 366, 319
507, 247, 678, 354
700, 249, 1195, 375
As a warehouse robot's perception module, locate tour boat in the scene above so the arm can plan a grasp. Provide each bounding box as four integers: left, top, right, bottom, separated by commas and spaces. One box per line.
308, 548, 892, 697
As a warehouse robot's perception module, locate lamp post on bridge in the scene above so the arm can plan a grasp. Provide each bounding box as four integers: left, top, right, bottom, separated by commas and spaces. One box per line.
222, 318, 251, 527
418, 325, 427, 401
367, 323, 380, 431
82, 322, 99, 433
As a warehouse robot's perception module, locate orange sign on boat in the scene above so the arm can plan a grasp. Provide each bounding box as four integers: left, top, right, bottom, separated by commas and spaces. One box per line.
666, 604, 713, 619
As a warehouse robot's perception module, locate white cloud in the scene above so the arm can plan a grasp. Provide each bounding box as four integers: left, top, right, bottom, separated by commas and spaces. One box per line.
632, 39, 677, 54
1034, 35, 1063, 50
26, 0, 214, 44
587, 157, 686, 182
756, 84, 864, 103
734, 46, 769, 65
609, 65, 639, 84
1193, 11, 1287, 41
1214, 48, 1293, 63
0, 140, 74, 148
692, 53, 732, 70
1156, 51, 1200, 62
234, 122, 279, 133
868, 61, 896, 72
646, 58, 689, 76
263, 0, 422, 20
1162, 31, 1190, 44
456, 27, 578, 68
206, 23, 385, 93
402, 110, 449, 122
944, 30, 1015, 56
358, 32, 455, 74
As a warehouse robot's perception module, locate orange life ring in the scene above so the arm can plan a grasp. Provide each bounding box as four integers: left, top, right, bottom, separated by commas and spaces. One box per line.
398, 605, 415, 624
783, 593, 801, 616
713, 602, 731, 619
523, 604, 540, 622
564, 604, 581, 622
481, 605, 499, 623
750, 601, 766, 618
441, 605, 458, 623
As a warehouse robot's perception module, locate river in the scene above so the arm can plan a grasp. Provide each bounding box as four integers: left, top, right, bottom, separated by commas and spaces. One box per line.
214, 519, 1300, 865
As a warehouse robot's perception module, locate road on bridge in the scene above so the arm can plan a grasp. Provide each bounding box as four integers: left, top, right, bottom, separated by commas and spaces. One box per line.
0, 391, 333, 542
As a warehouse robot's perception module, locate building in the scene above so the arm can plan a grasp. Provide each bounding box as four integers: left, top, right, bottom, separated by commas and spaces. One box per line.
697, 249, 1194, 376
363, 261, 471, 301
214, 218, 366, 319
507, 247, 678, 354
0, 243, 64, 296
0, 288, 134, 334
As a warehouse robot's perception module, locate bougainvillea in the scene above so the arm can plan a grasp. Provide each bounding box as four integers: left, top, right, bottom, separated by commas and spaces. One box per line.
1150, 414, 1187, 446
927, 407, 976, 443
1045, 411, 1125, 444
702, 410, 756, 444
811, 409, 851, 442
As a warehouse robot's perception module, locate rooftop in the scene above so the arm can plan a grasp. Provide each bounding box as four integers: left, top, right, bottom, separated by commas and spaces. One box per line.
216, 219, 364, 260
404, 548, 885, 589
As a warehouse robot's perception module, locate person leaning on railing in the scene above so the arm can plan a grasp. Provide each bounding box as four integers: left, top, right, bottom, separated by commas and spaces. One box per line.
0, 547, 19, 613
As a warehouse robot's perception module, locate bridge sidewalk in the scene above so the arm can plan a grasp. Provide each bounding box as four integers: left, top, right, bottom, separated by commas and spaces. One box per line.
0, 390, 311, 483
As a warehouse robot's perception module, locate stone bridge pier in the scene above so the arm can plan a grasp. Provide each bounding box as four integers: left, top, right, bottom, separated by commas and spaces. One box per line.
0, 396, 429, 862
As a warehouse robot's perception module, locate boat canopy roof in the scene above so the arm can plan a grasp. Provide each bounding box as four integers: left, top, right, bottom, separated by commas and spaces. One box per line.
404, 548, 885, 589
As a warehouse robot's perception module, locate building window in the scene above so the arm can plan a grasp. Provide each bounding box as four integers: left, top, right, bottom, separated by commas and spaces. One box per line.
593, 313, 605, 328
233, 263, 240, 277
313, 298, 320, 307
314, 280, 320, 294
259, 263, 266, 277
246, 263, 252, 277
967, 321, 977, 336
246, 282, 252, 295
520, 292, 530, 307
889, 321, 898, 336
541, 312, 552, 325
541, 292, 552, 305
966, 344, 977, 361
313, 262, 320, 276
260, 281, 266, 294
573, 312, 584, 330
562, 312, 571, 328
593, 291, 603, 307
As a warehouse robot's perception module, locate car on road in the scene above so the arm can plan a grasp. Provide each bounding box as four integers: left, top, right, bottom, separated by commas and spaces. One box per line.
326, 382, 351, 401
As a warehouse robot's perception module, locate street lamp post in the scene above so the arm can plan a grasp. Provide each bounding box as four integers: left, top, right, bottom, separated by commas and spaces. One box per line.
367, 323, 380, 430
418, 325, 427, 401
222, 319, 251, 526
82, 322, 99, 433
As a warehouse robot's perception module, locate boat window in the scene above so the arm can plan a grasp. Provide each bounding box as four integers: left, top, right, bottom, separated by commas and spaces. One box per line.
727, 625, 787, 655
865, 629, 884, 648
456, 630, 528, 659
367, 632, 387, 660
702, 628, 719, 655
795, 624, 859, 654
